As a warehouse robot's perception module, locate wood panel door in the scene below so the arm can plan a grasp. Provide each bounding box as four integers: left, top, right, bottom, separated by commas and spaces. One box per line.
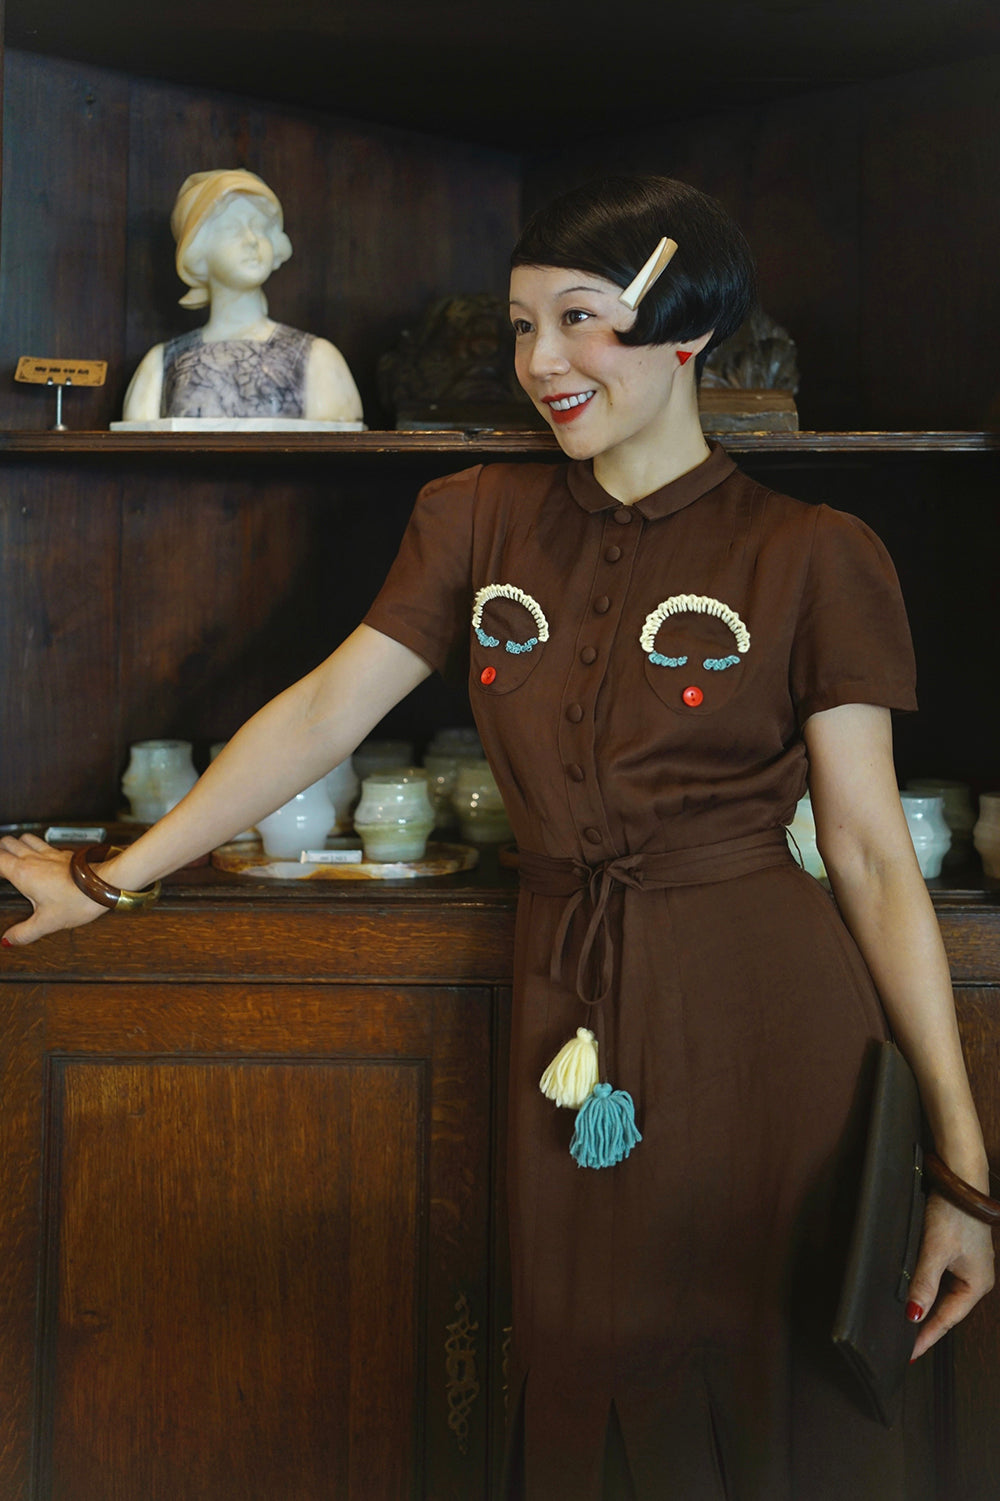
0, 981, 494, 1501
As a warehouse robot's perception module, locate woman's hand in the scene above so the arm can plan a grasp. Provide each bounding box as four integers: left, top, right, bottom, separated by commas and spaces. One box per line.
908, 1193, 995, 1360
0, 833, 107, 945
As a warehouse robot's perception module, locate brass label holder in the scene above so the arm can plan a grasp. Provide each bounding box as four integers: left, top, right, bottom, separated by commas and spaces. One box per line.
15, 356, 108, 431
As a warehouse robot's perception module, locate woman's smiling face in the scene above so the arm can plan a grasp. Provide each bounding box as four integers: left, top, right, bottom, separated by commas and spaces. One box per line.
509, 264, 688, 464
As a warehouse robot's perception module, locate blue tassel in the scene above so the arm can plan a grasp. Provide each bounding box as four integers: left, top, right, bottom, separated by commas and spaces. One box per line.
569, 1082, 642, 1168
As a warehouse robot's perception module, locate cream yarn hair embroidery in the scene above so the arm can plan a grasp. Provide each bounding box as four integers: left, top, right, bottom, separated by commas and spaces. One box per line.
640, 594, 750, 667
472, 583, 550, 654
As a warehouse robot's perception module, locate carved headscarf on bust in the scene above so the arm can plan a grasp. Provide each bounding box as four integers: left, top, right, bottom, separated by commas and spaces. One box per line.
170, 169, 292, 309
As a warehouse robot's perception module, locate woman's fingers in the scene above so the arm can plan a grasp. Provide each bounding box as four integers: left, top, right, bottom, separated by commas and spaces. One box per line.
0, 843, 106, 946
907, 1196, 995, 1361
19, 831, 57, 853
911, 1272, 991, 1360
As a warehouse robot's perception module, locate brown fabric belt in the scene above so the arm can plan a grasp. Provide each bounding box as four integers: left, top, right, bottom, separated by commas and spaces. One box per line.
517, 827, 795, 1010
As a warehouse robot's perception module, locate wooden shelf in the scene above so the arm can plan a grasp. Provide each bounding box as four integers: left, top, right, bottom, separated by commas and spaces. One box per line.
0, 429, 998, 457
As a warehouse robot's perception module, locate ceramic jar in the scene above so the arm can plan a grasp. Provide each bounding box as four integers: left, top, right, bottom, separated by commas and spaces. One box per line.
454, 759, 512, 844
906, 778, 976, 867
899, 792, 952, 878
905, 779, 977, 839
121, 739, 198, 822
353, 772, 435, 862
324, 756, 360, 833
973, 792, 1000, 878
256, 778, 337, 858
785, 793, 826, 880
352, 738, 414, 783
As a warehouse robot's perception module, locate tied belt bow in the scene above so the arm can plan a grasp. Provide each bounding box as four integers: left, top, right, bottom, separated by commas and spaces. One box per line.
517, 828, 794, 1009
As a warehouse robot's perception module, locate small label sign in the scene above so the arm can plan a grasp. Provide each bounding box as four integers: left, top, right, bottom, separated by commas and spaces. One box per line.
15, 357, 107, 387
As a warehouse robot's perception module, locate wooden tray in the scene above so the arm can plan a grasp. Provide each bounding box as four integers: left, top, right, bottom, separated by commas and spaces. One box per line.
211, 839, 478, 881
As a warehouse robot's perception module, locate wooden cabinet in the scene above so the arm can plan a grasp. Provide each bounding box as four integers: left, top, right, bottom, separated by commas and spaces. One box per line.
0, 874, 517, 1500
1, 879, 997, 1499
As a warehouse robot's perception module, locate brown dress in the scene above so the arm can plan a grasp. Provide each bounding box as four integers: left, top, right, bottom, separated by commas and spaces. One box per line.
364, 444, 926, 1501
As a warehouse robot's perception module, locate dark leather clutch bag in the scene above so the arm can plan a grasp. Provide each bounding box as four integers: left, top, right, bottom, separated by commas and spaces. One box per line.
832, 1041, 926, 1427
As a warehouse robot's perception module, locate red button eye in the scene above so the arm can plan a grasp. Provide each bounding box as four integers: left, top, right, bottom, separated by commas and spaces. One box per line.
682, 685, 704, 707
480, 666, 497, 685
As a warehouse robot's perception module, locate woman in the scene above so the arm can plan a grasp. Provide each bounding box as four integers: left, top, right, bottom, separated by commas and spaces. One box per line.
122, 167, 363, 423
2, 175, 993, 1499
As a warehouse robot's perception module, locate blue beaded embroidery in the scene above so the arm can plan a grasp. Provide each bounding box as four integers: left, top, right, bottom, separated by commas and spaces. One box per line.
648, 652, 688, 668
506, 636, 539, 655
703, 655, 741, 671
475, 626, 500, 648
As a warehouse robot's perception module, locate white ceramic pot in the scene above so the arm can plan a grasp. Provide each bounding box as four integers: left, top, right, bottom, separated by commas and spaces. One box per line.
454, 759, 512, 844
256, 778, 337, 858
973, 792, 1000, 878
899, 792, 952, 878
324, 756, 360, 833
785, 793, 826, 880
905, 779, 977, 838
121, 739, 198, 822
354, 772, 435, 862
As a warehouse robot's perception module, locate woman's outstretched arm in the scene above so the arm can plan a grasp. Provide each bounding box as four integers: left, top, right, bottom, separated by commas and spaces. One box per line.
0, 624, 430, 947
804, 701, 995, 1360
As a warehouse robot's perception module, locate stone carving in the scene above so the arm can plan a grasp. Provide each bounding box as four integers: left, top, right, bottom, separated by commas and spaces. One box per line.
699, 308, 800, 433
378, 294, 542, 430
701, 308, 799, 392
121, 169, 363, 427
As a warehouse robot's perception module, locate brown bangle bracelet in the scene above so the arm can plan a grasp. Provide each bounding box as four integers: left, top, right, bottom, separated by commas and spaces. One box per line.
69, 844, 162, 914
925, 1152, 1000, 1227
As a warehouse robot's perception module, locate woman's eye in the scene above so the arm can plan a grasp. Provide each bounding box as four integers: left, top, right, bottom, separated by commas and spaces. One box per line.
511, 319, 533, 336
564, 308, 592, 326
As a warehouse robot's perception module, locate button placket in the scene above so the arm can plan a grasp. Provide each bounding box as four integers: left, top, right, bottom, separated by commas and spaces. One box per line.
558, 506, 643, 854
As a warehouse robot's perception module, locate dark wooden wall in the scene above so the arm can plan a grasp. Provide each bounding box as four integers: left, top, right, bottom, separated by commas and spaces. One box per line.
524, 52, 1000, 432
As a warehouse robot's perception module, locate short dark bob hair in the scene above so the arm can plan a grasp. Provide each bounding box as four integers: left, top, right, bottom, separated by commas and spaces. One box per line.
511, 175, 757, 373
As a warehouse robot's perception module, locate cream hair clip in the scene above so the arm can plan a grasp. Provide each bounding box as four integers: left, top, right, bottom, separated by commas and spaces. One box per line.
618, 236, 679, 311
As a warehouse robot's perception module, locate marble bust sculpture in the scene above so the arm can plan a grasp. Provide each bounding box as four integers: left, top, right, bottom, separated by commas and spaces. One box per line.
122, 169, 363, 424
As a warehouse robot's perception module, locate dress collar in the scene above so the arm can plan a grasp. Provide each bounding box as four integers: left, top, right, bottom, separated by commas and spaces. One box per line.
565, 441, 736, 521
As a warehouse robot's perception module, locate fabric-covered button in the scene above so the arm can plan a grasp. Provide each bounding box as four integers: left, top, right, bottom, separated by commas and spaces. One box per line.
594, 595, 611, 615
567, 763, 585, 783
584, 827, 603, 844
604, 545, 622, 562
612, 508, 634, 525
580, 646, 598, 665
682, 685, 704, 707
566, 703, 584, 723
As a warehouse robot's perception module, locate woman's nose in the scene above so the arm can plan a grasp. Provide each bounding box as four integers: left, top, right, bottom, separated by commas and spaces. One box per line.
527, 328, 570, 380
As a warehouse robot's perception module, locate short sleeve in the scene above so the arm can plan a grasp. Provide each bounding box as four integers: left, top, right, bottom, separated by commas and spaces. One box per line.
362, 465, 479, 676
789, 504, 917, 723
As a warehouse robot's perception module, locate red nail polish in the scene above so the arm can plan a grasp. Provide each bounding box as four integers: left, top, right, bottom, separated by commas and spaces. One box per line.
906, 1301, 924, 1322
1, 937, 12, 948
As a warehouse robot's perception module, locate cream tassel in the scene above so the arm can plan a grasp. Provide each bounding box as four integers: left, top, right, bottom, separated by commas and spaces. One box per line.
539, 1028, 599, 1108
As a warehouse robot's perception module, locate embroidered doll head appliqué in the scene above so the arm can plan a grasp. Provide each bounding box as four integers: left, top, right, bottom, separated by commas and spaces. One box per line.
640, 594, 750, 714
